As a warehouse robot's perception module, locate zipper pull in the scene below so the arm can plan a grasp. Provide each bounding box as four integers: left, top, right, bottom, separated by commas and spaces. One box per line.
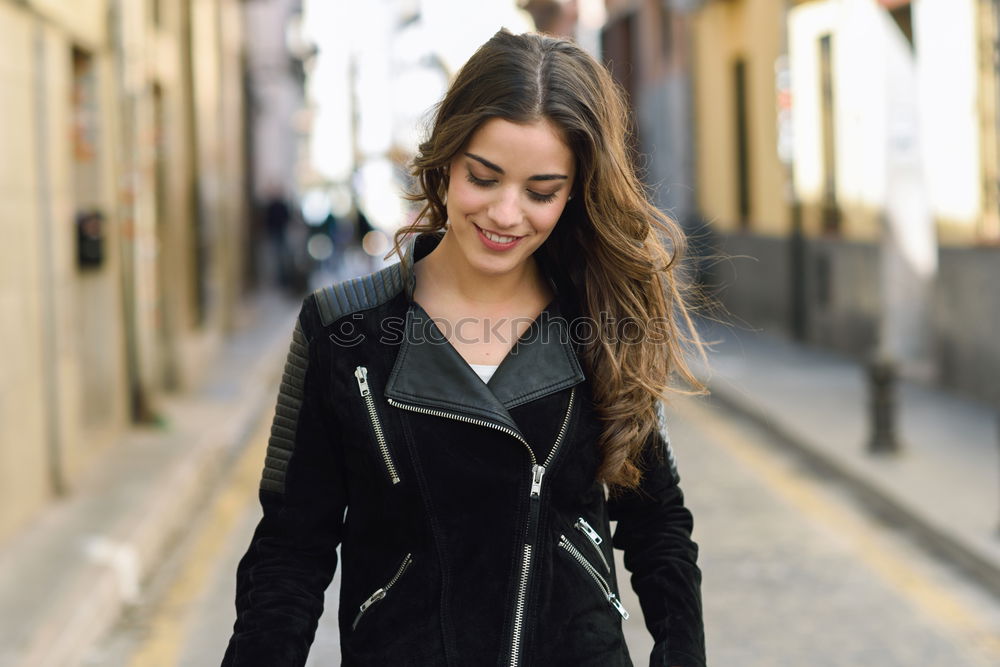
575, 517, 603, 545
359, 587, 386, 614
609, 593, 630, 620
352, 587, 387, 630
530, 464, 546, 497
355, 366, 371, 396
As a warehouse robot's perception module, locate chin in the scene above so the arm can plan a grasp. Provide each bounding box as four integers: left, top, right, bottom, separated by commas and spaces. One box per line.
471, 255, 523, 275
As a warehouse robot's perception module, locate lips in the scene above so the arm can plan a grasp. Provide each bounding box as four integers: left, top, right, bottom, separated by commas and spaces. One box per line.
474, 223, 523, 251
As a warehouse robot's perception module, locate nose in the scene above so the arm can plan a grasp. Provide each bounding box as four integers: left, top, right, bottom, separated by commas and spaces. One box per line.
487, 187, 523, 230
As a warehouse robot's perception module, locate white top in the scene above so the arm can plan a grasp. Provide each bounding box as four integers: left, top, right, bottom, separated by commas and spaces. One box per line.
469, 363, 500, 384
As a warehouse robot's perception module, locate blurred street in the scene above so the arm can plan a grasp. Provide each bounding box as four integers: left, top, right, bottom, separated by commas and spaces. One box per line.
4, 0, 1000, 665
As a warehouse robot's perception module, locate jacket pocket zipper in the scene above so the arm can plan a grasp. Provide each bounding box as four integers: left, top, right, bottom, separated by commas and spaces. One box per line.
352, 552, 413, 630
558, 535, 629, 619
354, 366, 401, 484
574, 517, 611, 573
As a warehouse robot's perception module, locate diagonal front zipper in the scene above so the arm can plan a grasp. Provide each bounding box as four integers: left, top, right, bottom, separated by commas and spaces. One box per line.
574, 517, 610, 573
509, 387, 576, 667
388, 386, 577, 667
559, 535, 629, 619
355, 366, 401, 484
386, 398, 533, 454
352, 553, 413, 630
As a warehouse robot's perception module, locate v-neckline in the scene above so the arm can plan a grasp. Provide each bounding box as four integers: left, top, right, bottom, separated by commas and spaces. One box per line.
409, 296, 559, 377
384, 296, 585, 435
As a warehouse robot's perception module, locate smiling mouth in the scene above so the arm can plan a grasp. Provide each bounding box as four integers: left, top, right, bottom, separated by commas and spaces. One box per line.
475, 224, 521, 245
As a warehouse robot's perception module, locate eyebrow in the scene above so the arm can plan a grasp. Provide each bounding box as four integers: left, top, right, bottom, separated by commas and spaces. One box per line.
464, 152, 569, 181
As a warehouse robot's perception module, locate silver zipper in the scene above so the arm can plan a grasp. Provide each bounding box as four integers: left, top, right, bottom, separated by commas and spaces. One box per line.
351, 553, 414, 630
509, 543, 533, 662
544, 387, 576, 470
559, 535, 629, 619
509, 387, 576, 667
389, 386, 577, 667
386, 398, 533, 457
355, 366, 401, 484
574, 517, 610, 573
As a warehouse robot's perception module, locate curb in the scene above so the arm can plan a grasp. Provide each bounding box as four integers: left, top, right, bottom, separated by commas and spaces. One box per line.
12, 317, 293, 667
704, 378, 1000, 601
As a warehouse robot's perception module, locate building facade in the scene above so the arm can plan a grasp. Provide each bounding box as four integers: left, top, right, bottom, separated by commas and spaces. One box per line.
686, 0, 1000, 403
0, 0, 250, 542
602, 0, 701, 231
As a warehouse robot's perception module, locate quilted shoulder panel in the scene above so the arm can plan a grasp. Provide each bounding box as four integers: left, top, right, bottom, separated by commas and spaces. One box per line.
260, 318, 309, 494
656, 400, 679, 483
313, 262, 406, 327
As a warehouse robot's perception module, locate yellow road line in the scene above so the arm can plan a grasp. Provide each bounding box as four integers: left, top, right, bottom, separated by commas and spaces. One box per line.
128, 417, 269, 667
675, 397, 1000, 661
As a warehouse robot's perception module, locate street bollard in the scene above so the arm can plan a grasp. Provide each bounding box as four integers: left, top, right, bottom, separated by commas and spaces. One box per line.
868, 356, 900, 454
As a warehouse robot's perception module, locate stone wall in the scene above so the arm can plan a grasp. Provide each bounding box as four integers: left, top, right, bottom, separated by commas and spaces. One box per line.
934, 247, 1000, 404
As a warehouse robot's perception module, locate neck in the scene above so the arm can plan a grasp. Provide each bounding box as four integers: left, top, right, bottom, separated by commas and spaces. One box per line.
415, 230, 551, 309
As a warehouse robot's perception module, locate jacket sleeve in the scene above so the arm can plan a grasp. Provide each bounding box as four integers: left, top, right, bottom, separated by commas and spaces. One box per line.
223, 297, 347, 666
606, 402, 705, 667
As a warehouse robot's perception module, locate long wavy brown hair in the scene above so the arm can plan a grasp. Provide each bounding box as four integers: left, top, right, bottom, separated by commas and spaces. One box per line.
390, 29, 706, 491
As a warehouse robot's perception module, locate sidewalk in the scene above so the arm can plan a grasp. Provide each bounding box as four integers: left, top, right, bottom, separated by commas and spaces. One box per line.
0, 292, 301, 667
690, 322, 1000, 598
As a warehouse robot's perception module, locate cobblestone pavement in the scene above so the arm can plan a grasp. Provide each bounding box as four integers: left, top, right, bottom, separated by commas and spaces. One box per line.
673, 397, 1000, 666
90, 396, 1000, 666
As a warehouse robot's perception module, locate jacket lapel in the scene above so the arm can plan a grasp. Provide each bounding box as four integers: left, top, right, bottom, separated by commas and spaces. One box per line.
384, 299, 516, 433
482, 300, 584, 409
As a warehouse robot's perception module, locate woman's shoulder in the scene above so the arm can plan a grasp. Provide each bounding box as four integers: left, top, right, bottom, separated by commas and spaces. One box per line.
308, 261, 409, 329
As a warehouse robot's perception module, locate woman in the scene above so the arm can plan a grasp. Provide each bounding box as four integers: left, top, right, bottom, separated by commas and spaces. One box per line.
224, 30, 705, 667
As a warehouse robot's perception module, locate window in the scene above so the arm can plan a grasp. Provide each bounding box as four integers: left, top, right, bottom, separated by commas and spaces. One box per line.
733, 58, 751, 226
71, 47, 102, 221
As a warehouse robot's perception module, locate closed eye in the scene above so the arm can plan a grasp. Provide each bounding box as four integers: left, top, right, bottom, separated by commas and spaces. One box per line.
465, 172, 496, 187
527, 191, 558, 203
467, 170, 560, 204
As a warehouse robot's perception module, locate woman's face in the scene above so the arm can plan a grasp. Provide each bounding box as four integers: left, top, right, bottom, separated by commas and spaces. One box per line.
443, 117, 575, 279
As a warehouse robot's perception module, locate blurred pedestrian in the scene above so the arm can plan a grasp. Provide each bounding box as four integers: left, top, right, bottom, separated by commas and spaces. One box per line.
262, 193, 292, 288
225, 29, 706, 667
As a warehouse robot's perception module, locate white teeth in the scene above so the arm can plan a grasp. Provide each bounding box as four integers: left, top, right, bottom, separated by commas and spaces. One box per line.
481, 228, 517, 244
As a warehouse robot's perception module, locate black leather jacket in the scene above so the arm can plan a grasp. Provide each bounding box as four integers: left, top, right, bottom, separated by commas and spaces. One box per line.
223, 233, 705, 667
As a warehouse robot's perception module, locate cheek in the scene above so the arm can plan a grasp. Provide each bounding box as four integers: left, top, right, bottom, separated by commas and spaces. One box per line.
532, 207, 565, 236
447, 181, 487, 215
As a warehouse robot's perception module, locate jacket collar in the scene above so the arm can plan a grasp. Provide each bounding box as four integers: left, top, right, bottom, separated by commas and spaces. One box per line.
385, 232, 585, 434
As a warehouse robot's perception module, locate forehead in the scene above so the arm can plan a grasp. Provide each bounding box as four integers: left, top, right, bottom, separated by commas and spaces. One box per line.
462, 118, 574, 174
